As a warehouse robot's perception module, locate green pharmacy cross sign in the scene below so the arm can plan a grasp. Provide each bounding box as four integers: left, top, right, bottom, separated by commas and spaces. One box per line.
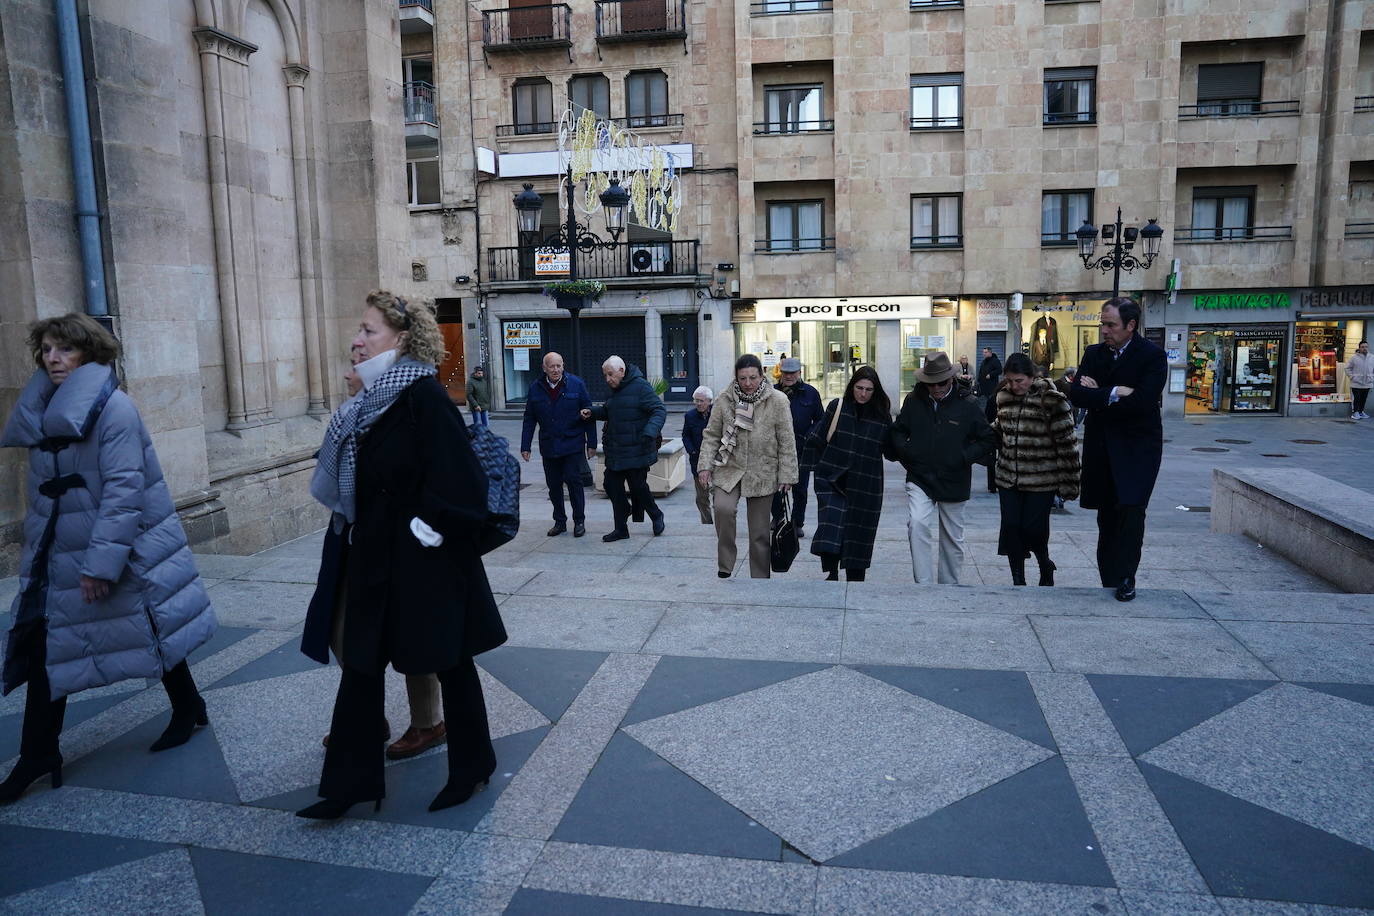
1194, 292, 1291, 311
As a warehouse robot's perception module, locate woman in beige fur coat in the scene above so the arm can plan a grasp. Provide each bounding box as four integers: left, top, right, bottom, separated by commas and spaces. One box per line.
698, 354, 799, 578
993, 352, 1080, 586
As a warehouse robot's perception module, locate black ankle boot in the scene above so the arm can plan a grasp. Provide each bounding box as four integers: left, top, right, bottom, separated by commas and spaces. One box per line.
430, 760, 497, 813
150, 696, 209, 752
1037, 558, 1056, 587
296, 797, 382, 820
0, 754, 63, 803
1009, 558, 1027, 586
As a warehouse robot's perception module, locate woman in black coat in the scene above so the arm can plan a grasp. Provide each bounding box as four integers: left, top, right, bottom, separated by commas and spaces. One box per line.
299, 291, 506, 820
802, 366, 892, 582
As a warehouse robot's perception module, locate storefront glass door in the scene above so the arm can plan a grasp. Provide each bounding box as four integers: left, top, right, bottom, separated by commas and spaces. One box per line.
1185, 325, 1284, 414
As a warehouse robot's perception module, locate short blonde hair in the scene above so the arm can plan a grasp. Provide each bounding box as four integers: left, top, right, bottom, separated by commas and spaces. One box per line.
366, 290, 446, 366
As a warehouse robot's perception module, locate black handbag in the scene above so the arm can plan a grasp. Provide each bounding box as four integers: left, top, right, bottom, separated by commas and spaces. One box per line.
770, 492, 800, 573
576, 452, 595, 487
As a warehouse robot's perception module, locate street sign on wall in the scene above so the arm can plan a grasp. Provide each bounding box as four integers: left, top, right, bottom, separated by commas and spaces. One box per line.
976, 299, 1008, 331
503, 320, 541, 348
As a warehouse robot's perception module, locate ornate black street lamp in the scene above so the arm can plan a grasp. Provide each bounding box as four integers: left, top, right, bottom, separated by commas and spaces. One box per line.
1076, 207, 1164, 297
512, 176, 630, 382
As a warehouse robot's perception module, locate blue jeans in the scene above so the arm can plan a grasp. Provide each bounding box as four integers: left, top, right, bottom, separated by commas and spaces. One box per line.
471, 408, 489, 428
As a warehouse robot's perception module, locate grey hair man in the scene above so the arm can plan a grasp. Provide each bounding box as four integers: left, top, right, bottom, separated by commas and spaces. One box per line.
579, 355, 666, 540
683, 385, 715, 525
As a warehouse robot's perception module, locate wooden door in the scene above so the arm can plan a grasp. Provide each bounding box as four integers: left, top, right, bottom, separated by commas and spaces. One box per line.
438, 322, 467, 404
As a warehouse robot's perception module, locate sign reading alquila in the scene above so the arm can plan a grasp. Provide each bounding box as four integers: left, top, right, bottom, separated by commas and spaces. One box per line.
1194, 292, 1291, 310
751, 297, 933, 322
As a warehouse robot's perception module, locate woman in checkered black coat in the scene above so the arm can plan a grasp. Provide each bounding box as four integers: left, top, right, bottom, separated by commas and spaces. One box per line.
801, 366, 893, 582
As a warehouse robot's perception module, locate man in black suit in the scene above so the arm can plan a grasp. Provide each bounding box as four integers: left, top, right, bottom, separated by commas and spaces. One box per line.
1070, 297, 1166, 602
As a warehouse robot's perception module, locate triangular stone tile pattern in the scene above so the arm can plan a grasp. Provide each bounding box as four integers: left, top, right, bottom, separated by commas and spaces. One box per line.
1087, 673, 1275, 756
625, 666, 1054, 863
0, 848, 205, 914
0, 825, 175, 898
188, 847, 432, 915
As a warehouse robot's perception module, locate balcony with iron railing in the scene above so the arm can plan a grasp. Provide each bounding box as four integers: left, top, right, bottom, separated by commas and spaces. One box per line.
404, 81, 439, 142
495, 121, 558, 138
750, 0, 831, 13
753, 119, 834, 135
754, 237, 836, 253
399, 0, 434, 34
911, 233, 962, 249
910, 0, 961, 8
486, 239, 700, 283
611, 113, 684, 129
1356, 96, 1374, 113
1174, 225, 1292, 242
595, 0, 687, 42
1179, 99, 1299, 118
482, 4, 572, 52
1346, 222, 1374, 238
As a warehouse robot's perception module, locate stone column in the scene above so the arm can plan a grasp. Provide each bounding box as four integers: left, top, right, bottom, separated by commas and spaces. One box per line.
283, 64, 327, 416
644, 306, 664, 384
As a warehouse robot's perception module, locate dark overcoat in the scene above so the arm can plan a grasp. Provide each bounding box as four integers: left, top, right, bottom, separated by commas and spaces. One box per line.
888, 388, 995, 503
301, 376, 506, 673
520, 373, 596, 458
1069, 333, 1166, 509
681, 406, 711, 476
803, 399, 890, 570
781, 381, 826, 451
588, 365, 666, 471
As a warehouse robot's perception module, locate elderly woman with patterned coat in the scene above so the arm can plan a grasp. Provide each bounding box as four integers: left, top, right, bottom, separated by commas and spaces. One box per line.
698, 354, 798, 578
992, 352, 1081, 586
1, 314, 217, 803
299, 291, 507, 820
802, 366, 893, 582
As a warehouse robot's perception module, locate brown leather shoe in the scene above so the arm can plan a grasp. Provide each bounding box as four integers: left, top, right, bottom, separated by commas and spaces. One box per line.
385, 722, 447, 760
322, 717, 393, 749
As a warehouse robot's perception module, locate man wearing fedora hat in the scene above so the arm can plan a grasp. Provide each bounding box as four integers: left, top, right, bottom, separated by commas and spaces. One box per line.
888, 351, 996, 584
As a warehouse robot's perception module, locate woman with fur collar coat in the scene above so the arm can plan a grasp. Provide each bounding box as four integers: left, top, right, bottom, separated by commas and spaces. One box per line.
992, 353, 1080, 586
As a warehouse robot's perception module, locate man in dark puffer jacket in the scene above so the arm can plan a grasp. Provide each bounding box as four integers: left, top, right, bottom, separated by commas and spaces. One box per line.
581, 356, 666, 542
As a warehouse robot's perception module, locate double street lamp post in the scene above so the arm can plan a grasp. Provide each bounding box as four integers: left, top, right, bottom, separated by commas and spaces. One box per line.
1075, 207, 1165, 297
513, 174, 630, 383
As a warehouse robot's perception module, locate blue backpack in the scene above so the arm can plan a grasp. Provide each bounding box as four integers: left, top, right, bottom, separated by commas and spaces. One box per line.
467, 423, 521, 554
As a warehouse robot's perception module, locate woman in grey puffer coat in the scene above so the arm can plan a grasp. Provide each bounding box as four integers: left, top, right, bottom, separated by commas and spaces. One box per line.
0, 314, 217, 803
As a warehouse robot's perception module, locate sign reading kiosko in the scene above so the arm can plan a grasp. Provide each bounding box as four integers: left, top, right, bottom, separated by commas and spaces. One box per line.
749, 296, 934, 323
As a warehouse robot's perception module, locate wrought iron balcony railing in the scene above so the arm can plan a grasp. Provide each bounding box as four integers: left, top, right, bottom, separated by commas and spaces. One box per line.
911, 234, 963, 249
494, 121, 558, 138
610, 113, 684, 129
482, 4, 572, 51
399, 0, 433, 12
1179, 99, 1299, 118
750, 0, 831, 13
404, 81, 436, 125
911, 115, 963, 130
487, 240, 700, 282
1356, 96, 1374, 113
754, 237, 836, 252
1345, 222, 1374, 238
595, 0, 687, 42
753, 119, 835, 135
910, 0, 961, 8
1174, 225, 1293, 242
1043, 109, 1095, 126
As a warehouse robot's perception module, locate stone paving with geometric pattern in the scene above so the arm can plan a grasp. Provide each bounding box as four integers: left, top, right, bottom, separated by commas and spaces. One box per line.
1, 415, 1371, 914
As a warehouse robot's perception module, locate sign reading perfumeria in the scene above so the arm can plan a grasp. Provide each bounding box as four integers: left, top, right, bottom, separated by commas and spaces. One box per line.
751, 296, 933, 322
1194, 292, 1291, 310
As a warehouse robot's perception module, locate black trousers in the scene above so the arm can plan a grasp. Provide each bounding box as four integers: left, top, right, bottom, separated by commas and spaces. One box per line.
319, 656, 494, 801
1353, 388, 1370, 414
604, 466, 659, 531
997, 489, 1055, 562
1094, 472, 1148, 587
772, 468, 811, 529
542, 453, 586, 525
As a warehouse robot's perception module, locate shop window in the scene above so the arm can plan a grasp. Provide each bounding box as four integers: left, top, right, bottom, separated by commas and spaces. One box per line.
900, 318, 958, 395
765, 200, 828, 251
734, 320, 878, 402
1197, 62, 1263, 116
1043, 67, 1095, 125
1185, 325, 1284, 414
626, 70, 669, 127
407, 157, 440, 207
1189, 187, 1255, 241
760, 84, 826, 134
513, 77, 554, 135
1041, 190, 1092, 246
568, 74, 610, 119
911, 73, 962, 129
910, 194, 962, 248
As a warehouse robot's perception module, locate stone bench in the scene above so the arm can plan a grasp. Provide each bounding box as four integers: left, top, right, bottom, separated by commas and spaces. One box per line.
593, 437, 687, 497
1211, 468, 1374, 594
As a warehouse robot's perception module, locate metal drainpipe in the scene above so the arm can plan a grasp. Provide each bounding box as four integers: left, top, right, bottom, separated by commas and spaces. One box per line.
54, 0, 109, 317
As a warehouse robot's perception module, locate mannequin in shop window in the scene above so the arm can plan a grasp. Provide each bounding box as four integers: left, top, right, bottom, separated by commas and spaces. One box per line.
1030, 313, 1060, 371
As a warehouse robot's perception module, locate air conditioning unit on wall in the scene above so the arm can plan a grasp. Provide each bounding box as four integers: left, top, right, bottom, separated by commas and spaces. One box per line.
628, 243, 671, 274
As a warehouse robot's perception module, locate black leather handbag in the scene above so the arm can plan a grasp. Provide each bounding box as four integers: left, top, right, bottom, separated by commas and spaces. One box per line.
770, 492, 800, 573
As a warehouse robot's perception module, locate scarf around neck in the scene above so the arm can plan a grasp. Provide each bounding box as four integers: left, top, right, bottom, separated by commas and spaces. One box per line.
311, 354, 436, 523
714, 378, 770, 468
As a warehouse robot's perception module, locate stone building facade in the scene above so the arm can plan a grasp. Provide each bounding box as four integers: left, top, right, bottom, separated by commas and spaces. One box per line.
0, 0, 428, 573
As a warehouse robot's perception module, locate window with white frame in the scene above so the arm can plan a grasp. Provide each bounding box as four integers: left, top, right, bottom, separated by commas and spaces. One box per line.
1041, 190, 1092, 245
910, 74, 962, 129
911, 194, 962, 247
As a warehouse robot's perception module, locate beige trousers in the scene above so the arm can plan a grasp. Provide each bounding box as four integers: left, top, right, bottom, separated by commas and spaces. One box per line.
713, 482, 774, 578
693, 476, 714, 525
331, 590, 443, 729
905, 482, 967, 584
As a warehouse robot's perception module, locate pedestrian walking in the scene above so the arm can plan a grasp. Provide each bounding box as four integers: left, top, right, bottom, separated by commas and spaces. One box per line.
682, 386, 714, 525
992, 353, 1081, 586
1345, 340, 1372, 419
520, 352, 596, 538
698, 354, 798, 578
299, 291, 506, 819
802, 366, 892, 582
1069, 296, 1166, 602
1, 314, 217, 803
466, 365, 490, 428
772, 357, 826, 538
888, 351, 995, 585
976, 346, 1003, 404
957, 355, 974, 385
580, 357, 666, 541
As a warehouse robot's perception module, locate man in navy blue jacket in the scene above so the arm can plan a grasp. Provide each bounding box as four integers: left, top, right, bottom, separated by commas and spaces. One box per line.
772, 357, 826, 537
521, 352, 596, 537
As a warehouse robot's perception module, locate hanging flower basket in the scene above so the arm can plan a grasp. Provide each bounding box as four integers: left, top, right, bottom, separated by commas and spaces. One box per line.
541, 279, 606, 301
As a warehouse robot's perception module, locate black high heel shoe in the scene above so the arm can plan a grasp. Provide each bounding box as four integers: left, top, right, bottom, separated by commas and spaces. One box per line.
295, 797, 383, 820
150, 697, 209, 752
0, 755, 63, 803
1038, 559, 1057, 587
429, 763, 497, 813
